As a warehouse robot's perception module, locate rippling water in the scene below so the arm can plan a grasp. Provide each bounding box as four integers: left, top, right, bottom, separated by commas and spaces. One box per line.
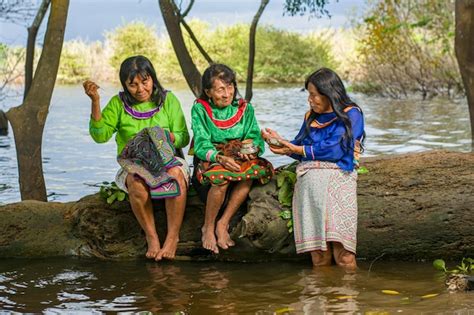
0, 84, 470, 204
0, 86, 473, 313
0, 258, 472, 313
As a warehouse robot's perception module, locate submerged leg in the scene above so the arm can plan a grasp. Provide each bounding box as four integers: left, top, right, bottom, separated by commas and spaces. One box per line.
202, 183, 229, 254
216, 180, 252, 250
127, 174, 160, 259
310, 242, 333, 267
332, 242, 357, 270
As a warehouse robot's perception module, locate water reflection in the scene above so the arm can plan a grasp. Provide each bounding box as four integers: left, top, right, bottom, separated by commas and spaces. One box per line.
0, 259, 473, 313
0, 85, 471, 204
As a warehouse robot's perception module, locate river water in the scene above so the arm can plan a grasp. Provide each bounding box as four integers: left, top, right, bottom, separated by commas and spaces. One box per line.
0, 85, 472, 313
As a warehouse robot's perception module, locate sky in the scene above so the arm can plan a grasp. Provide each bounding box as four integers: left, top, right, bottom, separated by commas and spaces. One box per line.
0, 0, 366, 46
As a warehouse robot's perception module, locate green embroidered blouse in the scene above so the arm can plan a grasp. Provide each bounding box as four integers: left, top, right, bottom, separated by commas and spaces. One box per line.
89, 91, 190, 155
191, 99, 265, 162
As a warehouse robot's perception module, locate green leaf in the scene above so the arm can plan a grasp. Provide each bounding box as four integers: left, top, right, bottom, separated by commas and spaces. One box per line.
279, 210, 292, 220
278, 181, 293, 206
433, 259, 446, 272
357, 166, 369, 175
107, 193, 117, 204
117, 191, 126, 201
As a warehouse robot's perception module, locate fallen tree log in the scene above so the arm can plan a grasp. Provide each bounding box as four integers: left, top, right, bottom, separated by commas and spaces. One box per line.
0, 150, 473, 261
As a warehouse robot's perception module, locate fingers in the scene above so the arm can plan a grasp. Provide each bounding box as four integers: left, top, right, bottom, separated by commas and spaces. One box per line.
83, 80, 100, 99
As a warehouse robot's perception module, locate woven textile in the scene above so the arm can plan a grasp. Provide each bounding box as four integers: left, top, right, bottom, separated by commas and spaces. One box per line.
292, 161, 358, 254
117, 126, 183, 199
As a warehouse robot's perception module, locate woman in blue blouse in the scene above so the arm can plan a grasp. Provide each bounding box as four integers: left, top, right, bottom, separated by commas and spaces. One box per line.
262, 68, 365, 269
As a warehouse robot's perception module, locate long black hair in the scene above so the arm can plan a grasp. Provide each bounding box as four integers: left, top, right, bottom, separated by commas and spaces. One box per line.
119, 55, 166, 106
199, 63, 241, 102
301, 68, 365, 152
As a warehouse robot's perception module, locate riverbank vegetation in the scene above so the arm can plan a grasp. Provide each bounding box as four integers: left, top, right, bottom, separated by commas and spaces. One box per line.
0, 0, 462, 99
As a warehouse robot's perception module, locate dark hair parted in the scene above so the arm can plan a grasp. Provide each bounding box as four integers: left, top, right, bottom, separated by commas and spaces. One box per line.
199, 63, 240, 101
119, 55, 166, 107
301, 67, 365, 152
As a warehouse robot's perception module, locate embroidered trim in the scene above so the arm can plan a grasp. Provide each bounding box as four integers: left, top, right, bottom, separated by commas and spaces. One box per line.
305, 106, 359, 128
195, 98, 247, 129
119, 91, 166, 120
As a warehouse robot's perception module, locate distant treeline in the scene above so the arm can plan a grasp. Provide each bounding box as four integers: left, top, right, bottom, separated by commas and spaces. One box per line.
0, 0, 462, 99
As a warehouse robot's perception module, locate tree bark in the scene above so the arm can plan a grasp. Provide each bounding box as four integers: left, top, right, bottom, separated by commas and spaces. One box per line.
245, 0, 269, 102
159, 0, 202, 97
6, 1, 69, 201
455, 1, 474, 150
0, 151, 472, 261
24, 0, 51, 100
0, 110, 8, 135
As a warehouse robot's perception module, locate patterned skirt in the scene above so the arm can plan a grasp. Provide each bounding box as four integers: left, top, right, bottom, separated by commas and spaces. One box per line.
116, 157, 190, 199
292, 161, 358, 254
196, 158, 273, 186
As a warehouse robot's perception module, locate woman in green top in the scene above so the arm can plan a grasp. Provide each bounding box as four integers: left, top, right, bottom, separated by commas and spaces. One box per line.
83, 55, 190, 261
191, 64, 273, 254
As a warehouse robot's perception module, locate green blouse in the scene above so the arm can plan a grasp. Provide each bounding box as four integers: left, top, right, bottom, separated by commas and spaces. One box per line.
191, 99, 265, 162
89, 91, 190, 155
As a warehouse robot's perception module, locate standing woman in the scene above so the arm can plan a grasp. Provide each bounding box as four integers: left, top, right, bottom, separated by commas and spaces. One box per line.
191, 64, 273, 254
83, 55, 190, 261
262, 68, 365, 269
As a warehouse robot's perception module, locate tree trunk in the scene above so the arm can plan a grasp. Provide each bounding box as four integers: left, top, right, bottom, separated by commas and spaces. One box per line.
455, 1, 474, 150
0, 110, 8, 136
159, 0, 202, 97
6, 1, 69, 201
24, 0, 51, 100
0, 151, 472, 261
245, 0, 269, 102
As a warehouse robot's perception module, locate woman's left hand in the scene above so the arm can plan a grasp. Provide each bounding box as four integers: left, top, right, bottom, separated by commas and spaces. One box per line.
269, 139, 300, 155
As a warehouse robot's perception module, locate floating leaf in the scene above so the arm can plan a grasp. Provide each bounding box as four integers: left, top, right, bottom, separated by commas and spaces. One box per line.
275, 307, 294, 314
381, 290, 400, 295
421, 293, 439, 299
433, 259, 446, 272
336, 295, 355, 300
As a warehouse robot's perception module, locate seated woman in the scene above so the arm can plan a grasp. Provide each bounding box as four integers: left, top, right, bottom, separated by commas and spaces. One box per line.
191, 64, 273, 254
262, 68, 365, 270
83, 55, 190, 261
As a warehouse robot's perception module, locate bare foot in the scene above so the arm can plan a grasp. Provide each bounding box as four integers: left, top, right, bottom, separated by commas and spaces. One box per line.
155, 236, 179, 261
145, 235, 161, 259
216, 221, 235, 250
201, 226, 219, 254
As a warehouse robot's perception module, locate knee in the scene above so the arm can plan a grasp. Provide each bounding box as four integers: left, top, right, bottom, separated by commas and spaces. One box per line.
211, 183, 229, 195
167, 167, 187, 189
127, 176, 149, 202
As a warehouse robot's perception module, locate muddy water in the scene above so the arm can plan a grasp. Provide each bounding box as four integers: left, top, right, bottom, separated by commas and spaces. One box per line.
0, 258, 472, 313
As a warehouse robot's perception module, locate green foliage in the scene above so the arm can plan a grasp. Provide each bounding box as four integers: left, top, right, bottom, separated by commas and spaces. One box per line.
433, 258, 474, 275
58, 48, 88, 84
98, 181, 128, 204
354, 0, 462, 98
276, 163, 298, 234
107, 21, 161, 73
204, 24, 336, 83
283, 0, 330, 18
357, 166, 369, 175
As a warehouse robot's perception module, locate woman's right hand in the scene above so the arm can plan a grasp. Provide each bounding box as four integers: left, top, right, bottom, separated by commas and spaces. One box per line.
216, 155, 241, 172
83, 80, 100, 102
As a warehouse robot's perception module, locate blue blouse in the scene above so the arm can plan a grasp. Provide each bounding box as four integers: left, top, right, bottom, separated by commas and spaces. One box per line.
289, 107, 365, 172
